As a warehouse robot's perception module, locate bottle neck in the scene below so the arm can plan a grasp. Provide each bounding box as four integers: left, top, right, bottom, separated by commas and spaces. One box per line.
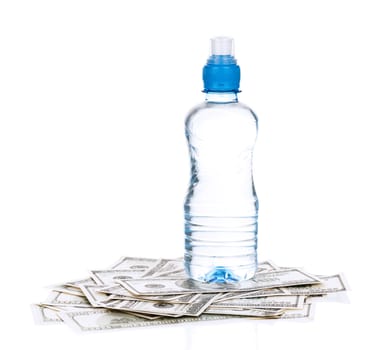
205, 91, 238, 103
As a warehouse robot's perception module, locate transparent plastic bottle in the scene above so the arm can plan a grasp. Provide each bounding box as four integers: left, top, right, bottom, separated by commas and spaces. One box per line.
184, 37, 258, 283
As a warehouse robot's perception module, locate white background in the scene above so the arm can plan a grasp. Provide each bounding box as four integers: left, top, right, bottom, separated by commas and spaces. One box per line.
1, 0, 376, 348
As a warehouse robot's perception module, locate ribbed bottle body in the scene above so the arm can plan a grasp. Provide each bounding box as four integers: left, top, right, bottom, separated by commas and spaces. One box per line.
184, 96, 258, 283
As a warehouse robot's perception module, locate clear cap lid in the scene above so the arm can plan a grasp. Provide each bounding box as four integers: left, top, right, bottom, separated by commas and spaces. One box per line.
210, 36, 234, 56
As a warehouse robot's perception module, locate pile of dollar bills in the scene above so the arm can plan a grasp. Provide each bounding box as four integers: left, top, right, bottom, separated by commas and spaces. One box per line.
31, 257, 348, 332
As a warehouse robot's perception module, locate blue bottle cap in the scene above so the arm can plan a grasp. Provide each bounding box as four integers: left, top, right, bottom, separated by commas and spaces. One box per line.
203, 37, 241, 92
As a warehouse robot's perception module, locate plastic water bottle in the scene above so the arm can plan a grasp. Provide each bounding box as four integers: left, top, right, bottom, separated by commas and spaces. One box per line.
184, 37, 258, 283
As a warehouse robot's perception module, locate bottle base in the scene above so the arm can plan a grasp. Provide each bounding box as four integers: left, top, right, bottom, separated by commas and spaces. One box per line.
204, 266, 243, 283
184, 260, 257, 283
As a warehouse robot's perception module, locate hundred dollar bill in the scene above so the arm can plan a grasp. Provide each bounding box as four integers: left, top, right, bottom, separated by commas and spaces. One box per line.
98, 284, 199, 303
110, 256, 159, 270
107, 292, 201, 304
215, 287, 289, 302
34, 300, 161, 324
281, 274, 347, 295
42, 291, 92, 307
157, 269, 187, 278
58, 308, 233, 332
116, 269, 322, 296
78, 285, 112, 307
104, 293, 217, 317
97, 284, 135, 297
205, 306, 284, 318
64, 277, 96, 289
31, 304, 63, 324
213, 295, 305, 309
31, 304, 92, 325
280, 302, 314, 319
118, 311, 161, 320
90, 269, 147, 285
257, 260, 280, 272
52, 285, 86, 297
95, 301, 162, 320
141, 259, 183, 278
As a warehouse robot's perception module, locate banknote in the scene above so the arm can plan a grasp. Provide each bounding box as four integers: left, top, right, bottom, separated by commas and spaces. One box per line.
213, 295, 305, 309
214, 287, 289, 302
213, 303, 314, 320
98, 284, 200, 303
64, 277, 96, 289
78, 285, 112, 307
31, 304, 63, 324
42, 291, 92, 307
58, 308, 233, 332
117, 311, 161, 320
99, 300, 163, 320
281, 274, 347, 295
36, 296, 166, 323
205, 306, 284, 318
142, 259, 184, 278
256, 260, 280, 272
107, 292, 201, 304
104, 293, 217, 317
110, 256, 159, 270
97, 284, 135, 297
280, 303, 314, 319
151, 269, 186, 279
52, 285, 85, 297
117, 269, 322, 296
90, 269, 147, 285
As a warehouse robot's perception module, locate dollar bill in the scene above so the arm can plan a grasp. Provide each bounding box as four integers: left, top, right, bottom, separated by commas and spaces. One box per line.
213, 295, 305, 309
58, 308, 233, 332
257, 260, 280, 272
110, 256, 159, 270
155, 269, 187, 279
142, 259, 184, 278
107, 292, 201, 304
104, 293, 217, 317
207, 303, 313, 320
64, 277, 96, 289
90, 269, 147, 285
116, 269, 321, 296
205, 306, 284, 318
214, 287, 290, 302
96, 301, 162, 320
98, 284, 199, 303
32, 303, 160, 324
52, 285, 85, 297
78, 285, 112, 307
117, 311, 161, 320
97, 284, 135, 297
42, 291, 92, 307
280, 302, 314, 319
31, 304, 63, 324
281, 274, 347, 295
